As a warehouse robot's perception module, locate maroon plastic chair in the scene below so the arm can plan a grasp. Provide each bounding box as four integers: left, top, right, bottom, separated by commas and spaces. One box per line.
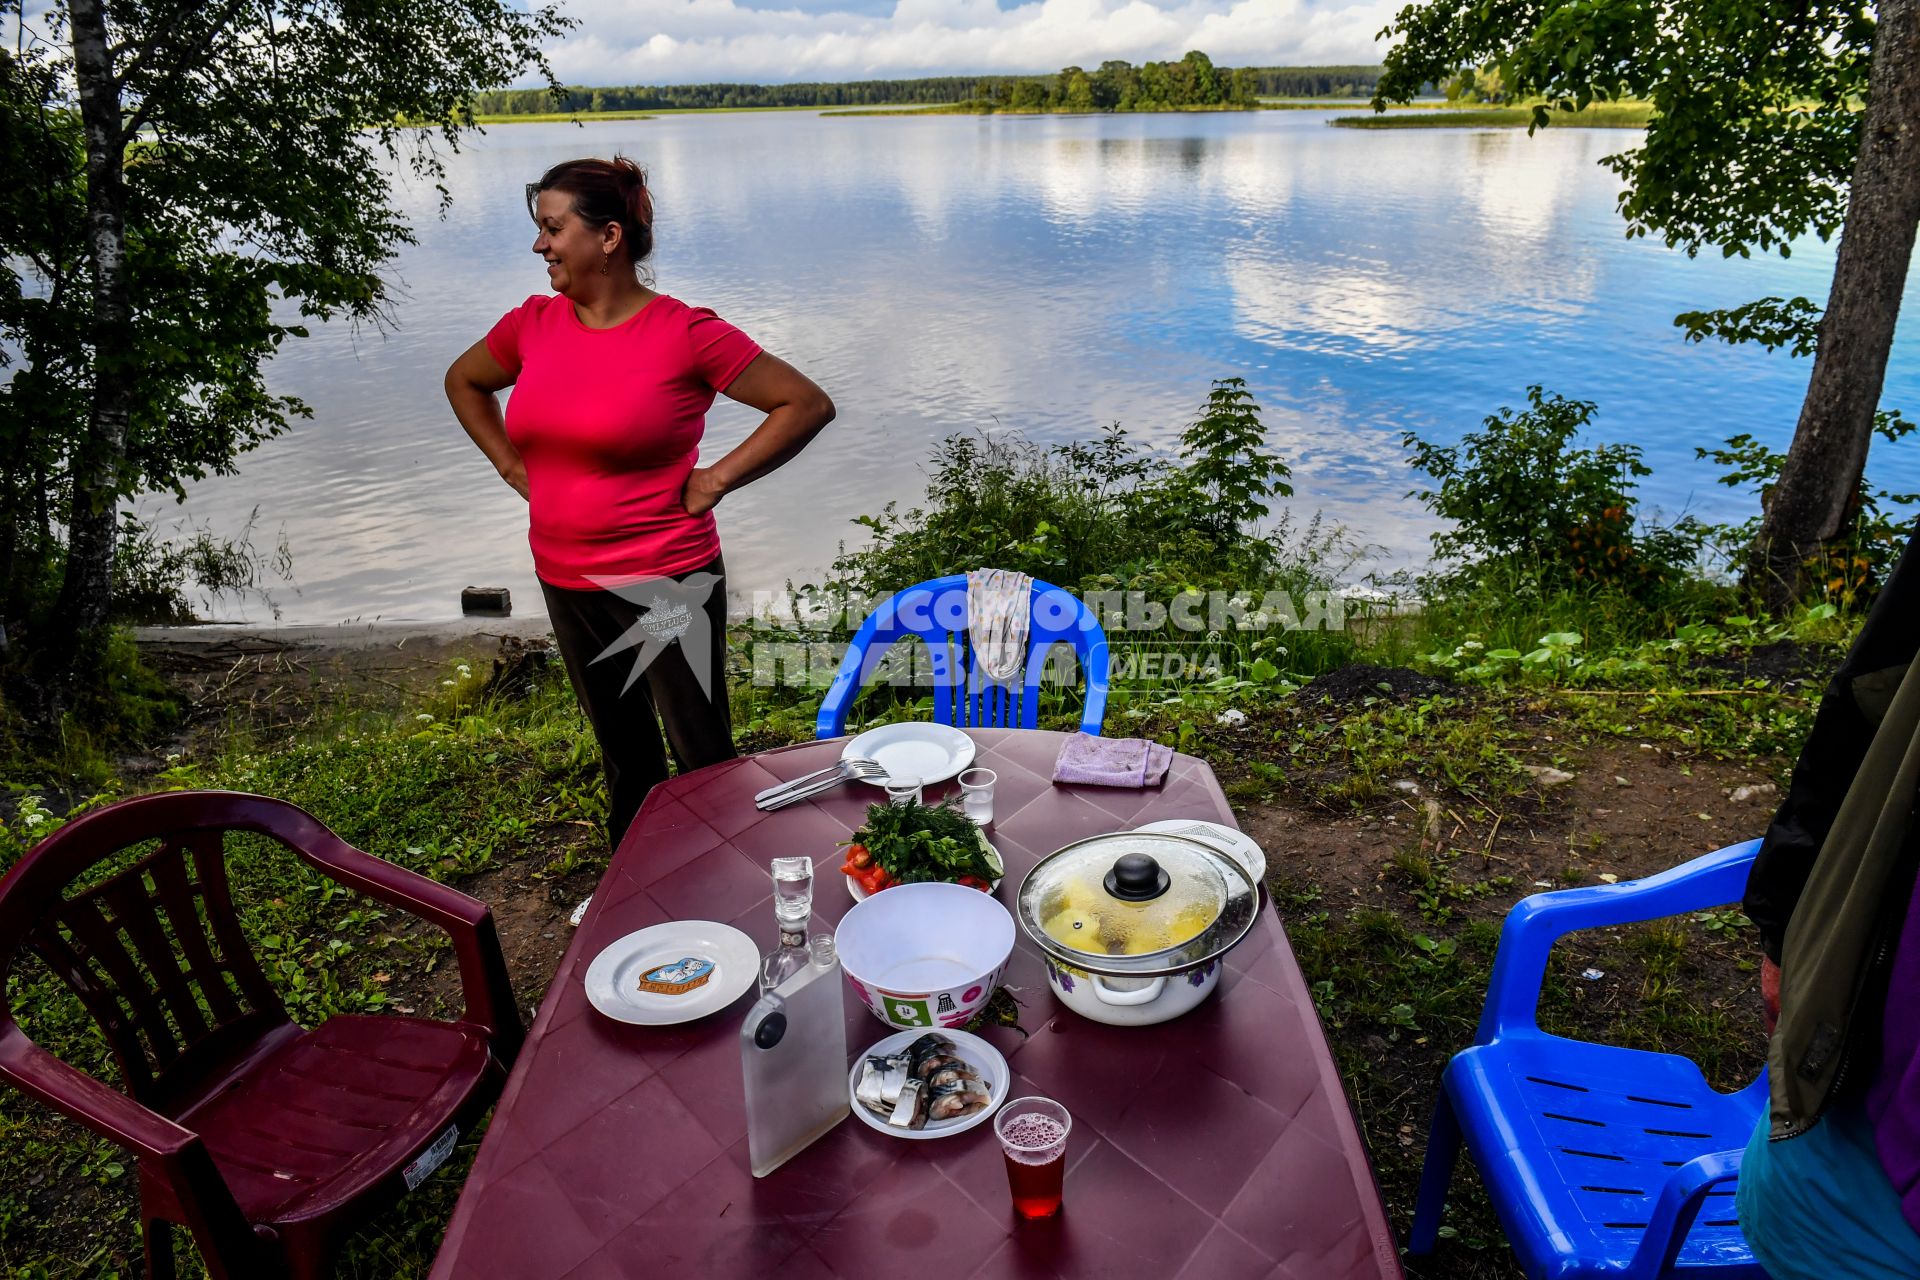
0, 790, 523, 1279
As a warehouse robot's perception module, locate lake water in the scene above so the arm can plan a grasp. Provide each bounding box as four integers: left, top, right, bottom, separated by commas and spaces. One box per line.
153, 107, 1920, 624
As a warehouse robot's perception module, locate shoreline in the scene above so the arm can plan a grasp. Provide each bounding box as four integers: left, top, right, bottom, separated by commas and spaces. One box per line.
129, 615, 556, 651
1332, 102, 1654, 129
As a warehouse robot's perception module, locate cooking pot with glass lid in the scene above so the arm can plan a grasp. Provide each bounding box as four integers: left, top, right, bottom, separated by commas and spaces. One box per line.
1014, 831, 1258, 1026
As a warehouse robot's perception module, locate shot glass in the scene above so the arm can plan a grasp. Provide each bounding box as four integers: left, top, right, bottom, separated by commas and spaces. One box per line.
958, 767, 997, 826
884, 774, 923, 807
770, 856, 813, 929
995, 1096, 1071, 1219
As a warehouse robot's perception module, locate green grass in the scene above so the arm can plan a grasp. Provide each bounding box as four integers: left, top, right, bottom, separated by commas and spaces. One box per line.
1279, 863, 1765, 1276
1256, 99, 1370, 110
0, 664, 624, 1277
0, 591, 1835, 1276
1331, 102, 1655, 129
0, 555, 1855, 1278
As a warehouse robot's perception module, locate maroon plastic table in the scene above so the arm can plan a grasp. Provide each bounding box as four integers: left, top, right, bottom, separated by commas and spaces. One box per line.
429, 729, 1401, 1279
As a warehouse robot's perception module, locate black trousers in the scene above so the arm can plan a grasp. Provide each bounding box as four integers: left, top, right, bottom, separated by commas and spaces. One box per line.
541, 554, 735, 850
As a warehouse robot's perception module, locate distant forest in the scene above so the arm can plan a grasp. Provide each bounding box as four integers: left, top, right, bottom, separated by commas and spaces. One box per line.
468, 61, 1384, 114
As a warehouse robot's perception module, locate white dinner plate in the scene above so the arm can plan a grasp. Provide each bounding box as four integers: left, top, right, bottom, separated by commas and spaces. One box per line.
847, 1028, 1010, 1141
584, 921, 760, 1026
842, 722, 977, 788
1131, 818, 1268, 883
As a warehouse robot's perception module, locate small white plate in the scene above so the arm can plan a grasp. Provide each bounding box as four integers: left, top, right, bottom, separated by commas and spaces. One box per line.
1132, 818, 1267, 883
584, 921, 760, 1026
842, 723, 977, 788
848, 1028, 1010, 1140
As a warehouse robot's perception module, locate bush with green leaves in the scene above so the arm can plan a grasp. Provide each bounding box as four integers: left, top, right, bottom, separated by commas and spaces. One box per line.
791, 381, 1359, 724
1403, 386, 1707, 597
1696, 411, 1918, 610
818, 379, 1317, 600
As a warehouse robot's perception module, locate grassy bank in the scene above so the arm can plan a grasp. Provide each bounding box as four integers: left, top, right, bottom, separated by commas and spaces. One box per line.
0, 597, 1830, 1277
0, 378, 1890, 1276
1333, 102, 1655, 129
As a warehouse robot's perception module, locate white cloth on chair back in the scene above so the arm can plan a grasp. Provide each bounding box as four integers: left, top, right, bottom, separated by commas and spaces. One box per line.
966, 568, 1033, 685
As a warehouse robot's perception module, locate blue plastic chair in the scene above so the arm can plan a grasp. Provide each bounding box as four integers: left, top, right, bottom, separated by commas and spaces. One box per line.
815, 573, 1109, 739
1410, 838, 1770, 1279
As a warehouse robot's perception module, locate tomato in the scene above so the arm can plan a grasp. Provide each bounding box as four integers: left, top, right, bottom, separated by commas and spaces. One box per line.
849, 845, 873, 869
956, 874, 990, 891
857, 866, 886, 894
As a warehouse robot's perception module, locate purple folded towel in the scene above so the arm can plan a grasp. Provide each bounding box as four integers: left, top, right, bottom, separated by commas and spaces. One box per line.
1051, 733, 1173, 788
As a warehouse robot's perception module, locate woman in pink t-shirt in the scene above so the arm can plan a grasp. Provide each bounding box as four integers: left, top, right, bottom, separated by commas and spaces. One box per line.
445, 156, 834, 847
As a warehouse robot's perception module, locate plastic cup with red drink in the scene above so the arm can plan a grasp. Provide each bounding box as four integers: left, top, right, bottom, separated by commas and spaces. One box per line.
995, 1097, 1071, 1219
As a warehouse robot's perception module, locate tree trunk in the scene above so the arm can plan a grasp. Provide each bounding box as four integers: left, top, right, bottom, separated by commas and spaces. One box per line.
45, 0, 132, 699
1751, 0, 1920, 613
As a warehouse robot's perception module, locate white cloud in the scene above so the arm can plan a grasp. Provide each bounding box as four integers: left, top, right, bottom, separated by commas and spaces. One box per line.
532, 0, 1399, 85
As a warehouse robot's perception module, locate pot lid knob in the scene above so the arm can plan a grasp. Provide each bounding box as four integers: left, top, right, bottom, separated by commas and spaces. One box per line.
1104, 852, 1170, 902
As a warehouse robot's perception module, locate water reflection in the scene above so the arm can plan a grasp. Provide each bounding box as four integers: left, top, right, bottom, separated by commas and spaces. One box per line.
158, 109, 1920, 624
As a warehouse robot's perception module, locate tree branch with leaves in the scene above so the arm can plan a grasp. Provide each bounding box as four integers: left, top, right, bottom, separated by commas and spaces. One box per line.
1, 0, 571, 727
1374, 0, 1918, 612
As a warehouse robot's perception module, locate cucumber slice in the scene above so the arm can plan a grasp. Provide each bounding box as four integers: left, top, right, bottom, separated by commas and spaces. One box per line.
978, 830, 1004, 878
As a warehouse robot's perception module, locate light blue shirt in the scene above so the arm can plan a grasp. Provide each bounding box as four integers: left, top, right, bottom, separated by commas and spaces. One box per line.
1738, 1100, 1920, 1279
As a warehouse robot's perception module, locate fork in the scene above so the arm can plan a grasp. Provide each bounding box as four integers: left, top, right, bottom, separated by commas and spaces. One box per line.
753, 757, 882, 804
755, 757, 887, 811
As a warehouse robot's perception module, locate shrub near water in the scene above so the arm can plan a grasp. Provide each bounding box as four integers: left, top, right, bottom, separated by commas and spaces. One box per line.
796, 378, 1362, 729
1402, 387, 1707, 599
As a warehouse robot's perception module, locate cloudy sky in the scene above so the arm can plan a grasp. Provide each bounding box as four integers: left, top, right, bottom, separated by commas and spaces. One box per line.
528, 0, 1401, 87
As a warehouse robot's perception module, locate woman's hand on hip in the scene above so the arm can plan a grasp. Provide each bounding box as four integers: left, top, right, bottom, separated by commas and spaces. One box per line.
681, 466, 728, 515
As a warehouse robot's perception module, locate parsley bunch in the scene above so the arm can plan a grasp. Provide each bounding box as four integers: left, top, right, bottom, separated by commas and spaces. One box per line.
852, 799, 1001, 885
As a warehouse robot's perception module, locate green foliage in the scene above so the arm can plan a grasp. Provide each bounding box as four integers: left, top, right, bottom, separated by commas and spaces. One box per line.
0, 0, 568, 717
109, 510, 291, 625
1444, 64, 1510, 103
1403, 387, 1706, 597
1695, 411, 1918, 608
822, 398, 1308, 600
851, 798, 999, 883
1318, 696, 1528, 806
1675, 295, 1823, 358
465, 64, 1385, 117
0, 662, 603, 1275
797, 383, 1358, 728
1374, 0, 1869, 262
968, 50, 1259, 113
1178, 377, 1293, 541
1331, 102, 1654, 130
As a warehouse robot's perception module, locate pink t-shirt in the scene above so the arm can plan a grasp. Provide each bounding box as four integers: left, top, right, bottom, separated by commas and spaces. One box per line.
484, 293, 762, 587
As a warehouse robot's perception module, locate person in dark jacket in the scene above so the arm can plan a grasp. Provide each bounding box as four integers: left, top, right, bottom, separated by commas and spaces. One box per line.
1737, 523, 1920, 1278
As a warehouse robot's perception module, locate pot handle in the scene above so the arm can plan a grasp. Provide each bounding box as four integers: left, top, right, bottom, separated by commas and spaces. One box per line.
1089, 974, 1167, 1006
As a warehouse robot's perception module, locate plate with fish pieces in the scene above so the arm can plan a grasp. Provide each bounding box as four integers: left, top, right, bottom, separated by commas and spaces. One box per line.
848, 1028, 1009, 1141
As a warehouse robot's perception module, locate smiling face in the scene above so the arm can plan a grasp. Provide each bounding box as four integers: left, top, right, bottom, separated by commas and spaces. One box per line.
531, 189, 619, 296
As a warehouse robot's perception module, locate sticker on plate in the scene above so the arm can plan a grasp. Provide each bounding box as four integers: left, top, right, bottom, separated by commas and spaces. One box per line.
637, 956, 715, 996
404, 1124, 459, 1191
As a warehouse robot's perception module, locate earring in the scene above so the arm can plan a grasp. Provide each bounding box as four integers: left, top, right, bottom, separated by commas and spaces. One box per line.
600, 253, 610, 276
